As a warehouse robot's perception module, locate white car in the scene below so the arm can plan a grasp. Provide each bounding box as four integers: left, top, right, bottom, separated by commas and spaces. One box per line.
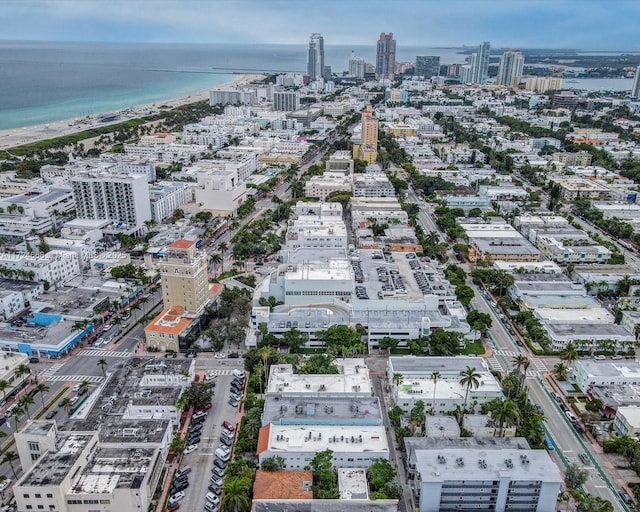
206, 493, 220, 505
103, 324, 113, 332
0, 479, 11, 492
184, 444, 198, 455
168, 491, 185, 505
72, 384, 81, 392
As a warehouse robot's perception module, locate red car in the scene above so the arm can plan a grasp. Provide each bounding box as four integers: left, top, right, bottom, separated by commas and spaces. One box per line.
195, 403, 212, 413
222, 421, 235, 432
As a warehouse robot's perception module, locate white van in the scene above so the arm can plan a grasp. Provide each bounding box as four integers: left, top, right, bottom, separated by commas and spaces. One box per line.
232, 369, 245, 379
215, 448, 230, 462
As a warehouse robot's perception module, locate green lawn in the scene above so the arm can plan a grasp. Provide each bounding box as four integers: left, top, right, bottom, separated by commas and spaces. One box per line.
463, 341, 485, 355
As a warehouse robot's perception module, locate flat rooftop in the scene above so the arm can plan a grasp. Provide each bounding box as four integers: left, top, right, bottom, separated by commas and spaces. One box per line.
263, 424, 388, 454
261, 396, 382, 426
253, 470, 313, 500
252, 501, 398, 512
536, 307, 613, 323
546, 322, 634, 338
0, 278, 41, 293
617, 406, 640, 427
338, 468, 369, 500
397, 374, 502, 400
389, 356, 488, 377
414, 446, 562, 483
21, 434, 94, 487
576, 359, 640, 379
70, 446, 157, 494
267, 360, 372, 396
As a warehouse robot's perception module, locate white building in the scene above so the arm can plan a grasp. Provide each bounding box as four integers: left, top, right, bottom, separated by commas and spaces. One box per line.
70, 173, 152, 232
149, 182, 190, 222
614, 406, 640, 438
0, 187, 75, 218
0, 251, 80, 288
413, 440, 562, 512
304, 172, 352, 200
0, 279, 43, 320
573, 359, 640, 392
353, 174, 395, 198
257, 424, 389, 469
209, 88, 258, 106
281, 202, 347, 264
194, 168, 247, 215
387, 356, 503, 413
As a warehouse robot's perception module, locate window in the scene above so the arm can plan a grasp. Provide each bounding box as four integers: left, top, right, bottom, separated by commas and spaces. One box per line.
46, 494, 53, 499
99, 500, 111, 504
35, 494, 42, 498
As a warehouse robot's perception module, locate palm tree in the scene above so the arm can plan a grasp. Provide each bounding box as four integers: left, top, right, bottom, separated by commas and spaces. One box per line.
18, 394, 35, 419
15, 363, 31, 385
488, 398, 520, 436
459, 366, 481, 424
0, 380, 9, 400
561, 342, 578, 367
1, 450, 19, 479
410, 400, 426, 433
34, 383, 50, 409
257, 347, 274, 391
431, 371, 441, 414
79, 380, 91, 395
60, 397, 73, 414
553, 363, 569, 381
512, 355, 529, 379
392, 373, 404, 390
221, 476, 251, 512
97, 359, 108, 376
209, 253, 222, 276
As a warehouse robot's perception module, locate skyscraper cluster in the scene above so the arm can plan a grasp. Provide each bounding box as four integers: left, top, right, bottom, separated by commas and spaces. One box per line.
461, 41, 491, 84
307, 33, 324, 82
496, 50, 525, 87
376, 32, 396, 80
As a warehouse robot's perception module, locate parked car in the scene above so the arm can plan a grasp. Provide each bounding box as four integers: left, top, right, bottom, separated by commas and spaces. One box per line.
28, 357, 40, 364
228, 398, 239, 408
175, 465, 191, 477
206, 493, 220, 505
220, 435, 233, 447
213, 458, 227, 470
184, 444, 198, 455
208, 484, 222, 495
188, 436, 201, 445
204, 503, 218, 512
222, 421, 235, 431
45, 409, 58, 419
168, 492, 185, 505
166, 502, 180, 512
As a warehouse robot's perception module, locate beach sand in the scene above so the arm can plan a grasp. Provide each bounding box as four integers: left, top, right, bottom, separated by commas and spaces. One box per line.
0, 73, 265, 152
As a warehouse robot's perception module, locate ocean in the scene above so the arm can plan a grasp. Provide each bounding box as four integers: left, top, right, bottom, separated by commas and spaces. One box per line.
0, 41, 634, 131
0, 41, 468, 130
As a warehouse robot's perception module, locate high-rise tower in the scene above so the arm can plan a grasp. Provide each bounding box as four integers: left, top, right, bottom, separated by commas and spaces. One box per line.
496, 50, 524, 87
159, 239, 209, 313
474, 41, 491, 84
632, 65, 640, 100
376, 32, 396, 80
415, 56, 440, 79
307, 33, 324, 82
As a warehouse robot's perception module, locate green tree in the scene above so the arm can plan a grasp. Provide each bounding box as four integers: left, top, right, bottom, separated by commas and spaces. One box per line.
561, 342, 579, 366
466, 310, 493, 339
281, 328, 307, 353
576, 497, 613, 512
552, 363, 569, 381
261, 456, 286, 471
487, 398, 520, 436
431, 371, 441, 413
18, 394, 35, 419
388, 405, 404, 427
367, 458, 396, 491
410, 400, 426, 432
221, 476, 252, 512
455, 283, 475, 306
310, 449, 338, 499
565, 463, 589, 489
60, 397, 73, 414
392, 373, 404, 389
1, 450, 19, 479
97, 358, 108, 376
428, 329, 464, 356
459, 366, 481, 423
0, 380, 9, 400
34, 382, 50, 409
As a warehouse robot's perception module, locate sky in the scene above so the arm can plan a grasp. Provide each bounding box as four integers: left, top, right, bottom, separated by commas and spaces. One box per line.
1, 0, 639, 50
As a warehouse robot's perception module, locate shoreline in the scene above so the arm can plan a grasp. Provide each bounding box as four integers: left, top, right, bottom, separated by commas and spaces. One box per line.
0, 73, 265, 152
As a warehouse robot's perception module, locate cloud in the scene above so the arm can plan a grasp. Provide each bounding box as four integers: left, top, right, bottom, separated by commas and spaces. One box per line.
1, 0, 639, 49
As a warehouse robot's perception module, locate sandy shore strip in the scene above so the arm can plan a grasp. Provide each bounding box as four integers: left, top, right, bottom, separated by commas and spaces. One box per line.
0, 73, 265, 152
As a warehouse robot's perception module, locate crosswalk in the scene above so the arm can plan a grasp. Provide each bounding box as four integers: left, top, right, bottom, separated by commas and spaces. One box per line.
78, 349, 132, 358
208, 370, 234, 376
486, 356, 504, 373
38, 363, 65, 382
45, 374, 104, 383
530, 358, 548, 373
494, 349, 520, 357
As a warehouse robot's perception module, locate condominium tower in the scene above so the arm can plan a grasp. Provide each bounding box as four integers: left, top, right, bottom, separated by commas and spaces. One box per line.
462, 41, 491, 84
632, 65, 640, 99
376, 32, 396, 80
307, 33, 325, 82
159, 239, 209, 313
349, 51, 366, 79
70, 173, 151, 231
357, 104, 379, 164
496, 50, 525, 87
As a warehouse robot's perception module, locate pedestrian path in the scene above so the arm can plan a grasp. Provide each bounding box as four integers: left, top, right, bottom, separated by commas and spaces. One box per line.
38, 363, 65, 381
485, 356, 504, 373
208, 369, 234, 376
530, 358, 548, 373
78, 349, 132, 358
45, 374, 104, 383
494, 349, 520, 357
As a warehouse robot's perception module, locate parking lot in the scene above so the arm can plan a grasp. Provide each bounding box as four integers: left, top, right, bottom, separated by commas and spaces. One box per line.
173, 371, 244, 512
